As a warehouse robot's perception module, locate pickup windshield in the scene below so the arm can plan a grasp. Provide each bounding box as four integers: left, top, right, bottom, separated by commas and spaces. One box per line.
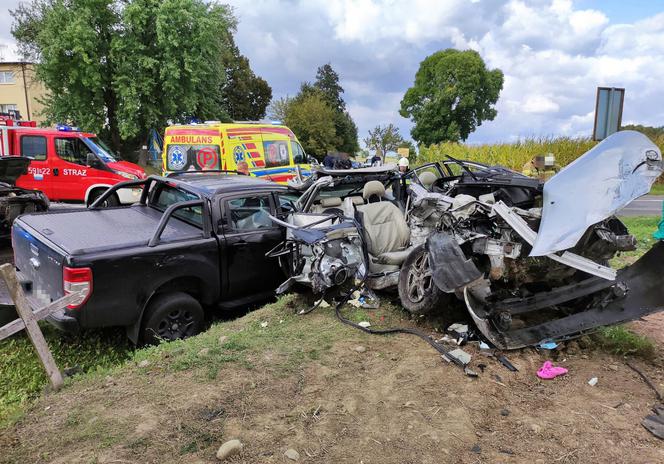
151, 183, 203, 227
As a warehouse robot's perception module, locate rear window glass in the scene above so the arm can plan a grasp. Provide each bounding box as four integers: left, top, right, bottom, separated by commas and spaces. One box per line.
263, 140, 289, 168
151, 184, 203, 228
166, 144, 220, 171
21, 135, 47, 160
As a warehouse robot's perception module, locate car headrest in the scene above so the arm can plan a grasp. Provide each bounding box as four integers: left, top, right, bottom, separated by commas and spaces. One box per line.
363, 181, 385, 202
320, 197, 342, 207
348, 196, 364, 205
419, 171, 437, 188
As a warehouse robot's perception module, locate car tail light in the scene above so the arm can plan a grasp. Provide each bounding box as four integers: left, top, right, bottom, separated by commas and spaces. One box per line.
63, 266, 93, 309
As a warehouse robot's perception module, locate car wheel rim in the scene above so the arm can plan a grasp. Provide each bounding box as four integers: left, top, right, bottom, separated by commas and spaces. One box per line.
407, 252, 433, 303
156, 308, 196, 340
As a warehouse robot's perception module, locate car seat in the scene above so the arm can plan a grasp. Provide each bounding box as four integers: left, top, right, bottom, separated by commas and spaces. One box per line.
356, 181, 413, 276
419, 171, 438, 190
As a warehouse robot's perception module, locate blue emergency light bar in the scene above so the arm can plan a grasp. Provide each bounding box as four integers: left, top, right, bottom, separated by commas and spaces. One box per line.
56, 124, 81, 132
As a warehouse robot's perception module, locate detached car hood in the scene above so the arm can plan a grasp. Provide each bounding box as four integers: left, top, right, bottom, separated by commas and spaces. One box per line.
531, 130, 663, 256
0, 157, 30, 185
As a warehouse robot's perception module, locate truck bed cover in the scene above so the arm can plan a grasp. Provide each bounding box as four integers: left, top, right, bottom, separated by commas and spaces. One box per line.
17, 205, 203, 255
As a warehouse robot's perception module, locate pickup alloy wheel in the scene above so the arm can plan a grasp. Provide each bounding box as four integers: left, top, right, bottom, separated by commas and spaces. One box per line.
142, 292, 204, 344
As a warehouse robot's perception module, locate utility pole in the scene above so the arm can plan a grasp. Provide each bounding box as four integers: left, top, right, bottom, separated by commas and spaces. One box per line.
20, 62, 31, 120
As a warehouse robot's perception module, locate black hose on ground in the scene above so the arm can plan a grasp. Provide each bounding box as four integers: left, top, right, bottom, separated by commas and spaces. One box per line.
331, 289, 466, 368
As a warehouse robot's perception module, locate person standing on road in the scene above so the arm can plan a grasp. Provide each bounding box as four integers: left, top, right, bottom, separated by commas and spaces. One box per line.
323, 153, 336, 169
371, 153, 382, 166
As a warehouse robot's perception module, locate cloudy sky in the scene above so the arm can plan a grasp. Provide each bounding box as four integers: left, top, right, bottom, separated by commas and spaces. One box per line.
2, 0, 664, 145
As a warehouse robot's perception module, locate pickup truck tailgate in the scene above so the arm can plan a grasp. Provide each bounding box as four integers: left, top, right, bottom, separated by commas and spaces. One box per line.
13, 221, 66, 304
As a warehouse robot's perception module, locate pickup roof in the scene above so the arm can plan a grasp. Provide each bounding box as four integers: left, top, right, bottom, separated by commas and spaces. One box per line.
12, 172, 297, 343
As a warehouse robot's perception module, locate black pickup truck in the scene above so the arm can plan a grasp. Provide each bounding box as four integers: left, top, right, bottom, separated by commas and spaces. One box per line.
12, 173, 298, 343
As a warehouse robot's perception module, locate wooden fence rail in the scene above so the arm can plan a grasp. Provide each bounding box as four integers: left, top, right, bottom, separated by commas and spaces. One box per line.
0, 263, 82, 390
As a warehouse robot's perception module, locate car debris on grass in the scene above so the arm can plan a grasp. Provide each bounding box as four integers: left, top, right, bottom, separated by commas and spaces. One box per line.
272, 130, 664, 354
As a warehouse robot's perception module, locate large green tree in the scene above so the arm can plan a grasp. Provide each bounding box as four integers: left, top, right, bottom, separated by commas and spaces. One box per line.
284, 92, 337, 159
400, 49, 504, 145
12, 0, 237, 156
313, 63, 359, 154
221, 42, 272, 121
364, 124, 405, 160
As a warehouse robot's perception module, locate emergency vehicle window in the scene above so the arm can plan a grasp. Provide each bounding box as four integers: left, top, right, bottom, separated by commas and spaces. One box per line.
20, 135, 47, 160
264, 140, 290, 168
226, 195, 273, 230
55, 138, 94, 166
291, 141, 306, 164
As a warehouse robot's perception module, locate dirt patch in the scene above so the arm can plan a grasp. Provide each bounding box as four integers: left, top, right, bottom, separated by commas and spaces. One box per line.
2, 300, 664, 463
631, 312, 664, 347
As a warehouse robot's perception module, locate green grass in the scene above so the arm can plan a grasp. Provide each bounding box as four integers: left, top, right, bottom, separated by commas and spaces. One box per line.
0, 324, 133, 426
650, 183, 664, 196
611, 216, 660, 268
593, 326, 656, 359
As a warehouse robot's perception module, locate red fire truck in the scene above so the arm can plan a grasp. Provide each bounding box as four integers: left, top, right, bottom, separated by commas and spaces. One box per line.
0, 117, 146, 205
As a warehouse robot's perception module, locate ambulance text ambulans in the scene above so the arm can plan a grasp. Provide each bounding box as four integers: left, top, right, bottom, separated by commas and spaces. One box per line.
162, 121, 314, 183
0, 118, 146, 205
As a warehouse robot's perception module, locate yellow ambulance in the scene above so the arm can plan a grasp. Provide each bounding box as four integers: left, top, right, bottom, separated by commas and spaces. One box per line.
162, 121, 314, 183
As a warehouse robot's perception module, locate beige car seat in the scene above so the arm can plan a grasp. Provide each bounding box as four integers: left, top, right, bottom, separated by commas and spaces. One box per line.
356, 181, 413, 273
419, 171, 438, 190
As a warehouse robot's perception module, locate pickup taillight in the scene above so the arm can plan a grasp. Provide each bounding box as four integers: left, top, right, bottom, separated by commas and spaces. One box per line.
63, 266, 93, 309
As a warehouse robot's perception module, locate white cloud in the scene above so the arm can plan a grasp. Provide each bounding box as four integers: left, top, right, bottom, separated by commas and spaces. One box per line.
2, 0, 663, 144
522, 95, 560, 113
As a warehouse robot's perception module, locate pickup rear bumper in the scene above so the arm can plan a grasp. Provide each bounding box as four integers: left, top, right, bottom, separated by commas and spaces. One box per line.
45, 309, 80, 334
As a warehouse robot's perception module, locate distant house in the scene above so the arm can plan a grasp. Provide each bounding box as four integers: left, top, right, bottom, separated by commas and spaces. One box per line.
0, 62, 46, 124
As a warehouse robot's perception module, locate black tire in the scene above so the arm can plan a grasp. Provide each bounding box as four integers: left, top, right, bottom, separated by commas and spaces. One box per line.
141, 292, 204, 344
398, 244, 445, 315
87, 189, 120, 207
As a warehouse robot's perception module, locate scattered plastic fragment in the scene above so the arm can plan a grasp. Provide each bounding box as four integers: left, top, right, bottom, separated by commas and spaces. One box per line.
448, 323, 469, 333
260, 321, 268, 328
445, 348, 471, 365
497, 354, 518, 372
643, 404, 664, 440
464, 367, 479, 378
588, 377, 598, 386
479, 341, 491, 350
537, 361, 568, 380
539, 340, 558, 350
348, 298, 362, 308
358, 321, 371, 328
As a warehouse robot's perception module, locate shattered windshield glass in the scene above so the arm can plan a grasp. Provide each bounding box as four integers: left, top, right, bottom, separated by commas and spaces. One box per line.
531, 130, 663, 256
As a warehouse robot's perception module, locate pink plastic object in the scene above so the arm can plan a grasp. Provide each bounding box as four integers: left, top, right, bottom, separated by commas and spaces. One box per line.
537, 361, 568, 379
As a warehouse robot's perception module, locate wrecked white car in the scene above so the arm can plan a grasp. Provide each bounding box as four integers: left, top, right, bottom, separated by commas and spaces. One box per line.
269, 131, 664, 350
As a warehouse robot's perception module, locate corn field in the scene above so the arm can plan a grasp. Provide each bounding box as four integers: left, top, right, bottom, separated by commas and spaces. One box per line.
418, 134, 664, 184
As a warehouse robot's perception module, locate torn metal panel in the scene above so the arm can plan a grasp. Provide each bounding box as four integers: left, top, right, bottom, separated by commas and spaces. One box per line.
492, 201, 617, 280
531, 130, 663, 256
427, 232, 482, 292
466, 241, 664, 350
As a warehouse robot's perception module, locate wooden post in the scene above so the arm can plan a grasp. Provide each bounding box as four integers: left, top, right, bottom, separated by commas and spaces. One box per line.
0, 263, 64, 390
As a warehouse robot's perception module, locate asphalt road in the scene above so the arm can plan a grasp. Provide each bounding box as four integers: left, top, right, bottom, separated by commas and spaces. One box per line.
618, 195, 664, 217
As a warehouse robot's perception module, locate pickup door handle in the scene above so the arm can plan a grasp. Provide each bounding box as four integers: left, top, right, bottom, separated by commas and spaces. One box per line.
53, 168, 59, 176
